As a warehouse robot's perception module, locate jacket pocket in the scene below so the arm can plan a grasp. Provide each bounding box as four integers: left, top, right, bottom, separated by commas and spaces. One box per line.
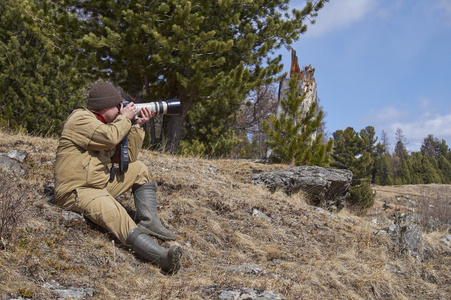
85, 153, 110, 188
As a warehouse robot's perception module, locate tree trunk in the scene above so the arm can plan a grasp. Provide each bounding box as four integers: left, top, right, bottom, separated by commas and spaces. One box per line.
161, 99, 191, 152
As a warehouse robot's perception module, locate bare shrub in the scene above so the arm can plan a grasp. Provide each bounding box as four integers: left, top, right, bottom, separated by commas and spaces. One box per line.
0, 172, 26, 249
415, 185, 451, 231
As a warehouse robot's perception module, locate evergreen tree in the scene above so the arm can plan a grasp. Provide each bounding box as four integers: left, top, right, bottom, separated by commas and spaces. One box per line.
394, 128, 408, 163
64, 0, 329, 153
331, 127, 374, 179
331, 127, 375, 210
262, 76, 333, 166
399, 157, 412, 184
360, 126, 378, 182
422, 155, 441, 184
421, 134, 449, 159
410, 152, 424, 184
393, 138, 408, 181
438, 155, 451, 183
0, 0, 86, 135
379, 130, 390, 153
394, 140, 408, 159
374, 153, 393, 185
360, 126, 378, 155
386, 174, 394, 185
372, 130, 391, 184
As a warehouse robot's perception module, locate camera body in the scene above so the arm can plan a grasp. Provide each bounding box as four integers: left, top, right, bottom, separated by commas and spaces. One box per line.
121, 99, 181, 118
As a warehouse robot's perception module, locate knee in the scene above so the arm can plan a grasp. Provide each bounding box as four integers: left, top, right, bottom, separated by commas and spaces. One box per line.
82, 196, 123, 227
129, 161, 150, 183
102, 206, 121, 225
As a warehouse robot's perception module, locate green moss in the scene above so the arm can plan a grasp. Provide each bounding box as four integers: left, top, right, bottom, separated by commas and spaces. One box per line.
18, 287, 33, 298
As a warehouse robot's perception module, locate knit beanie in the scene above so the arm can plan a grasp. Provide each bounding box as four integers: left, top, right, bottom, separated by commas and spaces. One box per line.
87, 82, 123, 110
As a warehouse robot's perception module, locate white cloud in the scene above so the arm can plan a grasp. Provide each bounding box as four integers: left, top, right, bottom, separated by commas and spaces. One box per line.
436, 0, 451, 26
298, 0, 377, 37
387, 111, 451, 152
392, 114, 451, 140
360, 106, 409, 124
360, 98, 451, 151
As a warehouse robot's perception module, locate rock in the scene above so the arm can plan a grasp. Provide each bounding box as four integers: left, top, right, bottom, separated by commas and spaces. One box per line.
440, 235, 451, 247
252, 166, 352, 212
252, 209, 271, 221
216, 287, 285, 300
205, 163, 218, 174
227, 264, 265, 276
399, 224, 424, 261
7, 149, 27, 162
198, 285, 285, 300
376, 214, 425, 261
0, 150, 29, 175
43, 280, 94, 299
62, 211, 85, 222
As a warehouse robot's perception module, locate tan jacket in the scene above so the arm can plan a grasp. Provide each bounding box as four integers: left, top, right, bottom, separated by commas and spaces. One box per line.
54, 108, 145, 203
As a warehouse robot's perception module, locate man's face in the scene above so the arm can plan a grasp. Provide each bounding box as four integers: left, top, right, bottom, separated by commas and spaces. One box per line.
99, 105, 120, 123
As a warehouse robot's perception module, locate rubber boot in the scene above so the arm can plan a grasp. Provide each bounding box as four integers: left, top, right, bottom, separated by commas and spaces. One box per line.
132, 182, 177, 241
126, 228, 182, 275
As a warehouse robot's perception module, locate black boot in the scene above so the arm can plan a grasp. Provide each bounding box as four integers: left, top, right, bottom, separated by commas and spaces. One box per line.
126, 228, 182, 275
133, 182, 177, 241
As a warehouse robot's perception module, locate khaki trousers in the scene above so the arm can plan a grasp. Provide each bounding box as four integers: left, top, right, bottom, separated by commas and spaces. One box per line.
59, 161, 150, 245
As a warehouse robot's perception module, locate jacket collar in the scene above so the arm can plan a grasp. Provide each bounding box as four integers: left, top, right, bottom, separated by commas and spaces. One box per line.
90, 110, 108, 124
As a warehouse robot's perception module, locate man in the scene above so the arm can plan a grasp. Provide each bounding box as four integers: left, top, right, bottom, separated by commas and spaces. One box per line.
54, 82, 182, 275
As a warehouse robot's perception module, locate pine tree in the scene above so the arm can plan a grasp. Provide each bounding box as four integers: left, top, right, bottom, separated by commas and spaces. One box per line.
386, 174, 394, 185
262, 76, 333, 166
0, 0, 86, 135
360, 126, 379, 182
438, 155, 451, 183
410, 152, 424, 184
63, 0, 329, 152
422, 155, 441, 184
331, 127, 375, 210
374, 153, 393, 185
399, 158, 412, 184
421, 134, 449, 159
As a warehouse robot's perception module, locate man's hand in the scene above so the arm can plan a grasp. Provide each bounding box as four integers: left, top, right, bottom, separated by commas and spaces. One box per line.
119, 102, 137, 120
135, 107, 156, 127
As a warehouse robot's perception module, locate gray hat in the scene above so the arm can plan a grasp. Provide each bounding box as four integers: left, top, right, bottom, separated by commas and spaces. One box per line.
87, 82, 122, 110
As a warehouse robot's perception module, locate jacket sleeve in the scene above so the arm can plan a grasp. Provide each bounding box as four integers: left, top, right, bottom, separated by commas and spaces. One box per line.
64, 110, 132, 151
127, 126, 145, 162
87, 115, 132, 151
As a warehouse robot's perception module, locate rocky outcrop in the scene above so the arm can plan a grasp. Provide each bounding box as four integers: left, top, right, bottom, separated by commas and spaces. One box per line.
374, 213, 426, 261
252, 166, 352, 212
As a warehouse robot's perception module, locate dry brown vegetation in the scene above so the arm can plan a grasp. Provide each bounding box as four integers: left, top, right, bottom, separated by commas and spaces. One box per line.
0, 129, 450, 299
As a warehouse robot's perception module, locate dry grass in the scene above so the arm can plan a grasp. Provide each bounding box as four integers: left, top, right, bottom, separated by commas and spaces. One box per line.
0, 129, 450, 299
369, 184, 451, 232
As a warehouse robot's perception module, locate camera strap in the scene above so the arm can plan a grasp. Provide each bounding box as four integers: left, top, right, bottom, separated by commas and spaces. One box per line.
118, 135, 129, 173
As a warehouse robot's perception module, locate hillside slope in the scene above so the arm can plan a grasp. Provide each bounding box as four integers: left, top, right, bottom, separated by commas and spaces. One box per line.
0, 130, 450, 299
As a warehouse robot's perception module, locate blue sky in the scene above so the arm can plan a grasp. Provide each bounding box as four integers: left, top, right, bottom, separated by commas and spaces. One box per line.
279, 0, 451, 152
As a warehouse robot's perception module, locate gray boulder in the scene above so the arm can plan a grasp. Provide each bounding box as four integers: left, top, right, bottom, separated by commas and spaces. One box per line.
252, 166, 352, 212
0, 149, 28, 175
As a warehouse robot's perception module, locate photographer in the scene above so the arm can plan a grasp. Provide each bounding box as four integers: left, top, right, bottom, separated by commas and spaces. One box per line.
54, 82, 182, 275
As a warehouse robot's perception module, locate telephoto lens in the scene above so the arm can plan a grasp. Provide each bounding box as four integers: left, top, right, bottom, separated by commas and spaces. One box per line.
121, 99, 181, 117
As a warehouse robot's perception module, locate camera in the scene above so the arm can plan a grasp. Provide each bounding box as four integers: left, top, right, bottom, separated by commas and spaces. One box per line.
120, 99, 181, 117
